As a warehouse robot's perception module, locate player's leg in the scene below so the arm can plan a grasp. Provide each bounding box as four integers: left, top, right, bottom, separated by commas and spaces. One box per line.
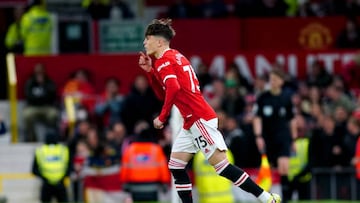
192, 118, 281, 203
169, 129, 197, 203
278, 156, 290, 203
276, 136, 292, 203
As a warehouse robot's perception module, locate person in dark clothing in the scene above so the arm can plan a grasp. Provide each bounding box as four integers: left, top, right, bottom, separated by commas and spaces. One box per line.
23, 63, 58, 142
336, 16, 360, 49
121, 75, 161, 134
167, 0, 195, 19
253, 69, 297, 203
32, 130, 70, 203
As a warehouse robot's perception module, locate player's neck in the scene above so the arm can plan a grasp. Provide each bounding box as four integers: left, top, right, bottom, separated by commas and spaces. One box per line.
270, 88, 281, 95
155, 46, 170, 59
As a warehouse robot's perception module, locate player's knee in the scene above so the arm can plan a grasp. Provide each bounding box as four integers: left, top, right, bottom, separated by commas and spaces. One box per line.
168, 157, 190, 184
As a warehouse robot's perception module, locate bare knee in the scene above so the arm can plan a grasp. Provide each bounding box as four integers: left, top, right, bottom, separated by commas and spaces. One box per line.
208, 149, 227, 166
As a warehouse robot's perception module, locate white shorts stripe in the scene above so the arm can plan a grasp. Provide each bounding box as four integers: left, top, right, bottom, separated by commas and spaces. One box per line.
195, 121, 214, 145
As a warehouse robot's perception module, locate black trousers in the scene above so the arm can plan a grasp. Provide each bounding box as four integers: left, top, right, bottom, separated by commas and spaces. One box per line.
41, 182, 68, 203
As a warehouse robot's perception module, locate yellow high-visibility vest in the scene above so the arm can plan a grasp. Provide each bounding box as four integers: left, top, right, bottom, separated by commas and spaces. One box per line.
193, 151, 234, 203
5, 22, 22, 50
35, 144, 69, 185
20, 5, 52, 55
288, 138, 311, 182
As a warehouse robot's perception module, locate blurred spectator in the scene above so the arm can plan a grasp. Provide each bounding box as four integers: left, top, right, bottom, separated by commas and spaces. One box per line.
341, 52, 360, 93
306, 59, 333, 89
203, 78, 226, 111
94, 78, 124, 130
298, 0, 332, 17
252, 0, 288, 17
253, 75, 268, 96
71, 140, 90, 202
308, 85, 322, 104
336, 16, 360, 49
333, 106, 350, 135
224, 115, 259, 168
221, 78, 245, 118
106, 121, 127, 159
196, 63, 213, 91
62, 68, 96, 120
0, 114, 6, 135
84, 0, 111, 20
227, 63, 253, 94
109, 0, 134, 20
5, 6, 24, 54
344, 116, 360, 166
20, 0, 53, 55
68, 120, 91, 157
167, 0, 195, 19
23, 63, 58, 142
122, 75, 161, 134
312, 115, 347, 167
288, 114, 311, 200
67, 120, 91, 201
86, 126, 118, 167
239, 94, 257, 133
197, 0, 229, 18
32, 130, 70, 203
323, 84, 356, 116
120, 128, 171, 202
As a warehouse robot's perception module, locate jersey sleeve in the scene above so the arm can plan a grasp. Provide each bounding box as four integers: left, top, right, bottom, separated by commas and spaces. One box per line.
254, 94, 263, 117
145, 69, 165, 101
155, 58, 181, 122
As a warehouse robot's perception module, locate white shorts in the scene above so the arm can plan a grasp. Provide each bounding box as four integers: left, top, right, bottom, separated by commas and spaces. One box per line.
172, 118, 228, 160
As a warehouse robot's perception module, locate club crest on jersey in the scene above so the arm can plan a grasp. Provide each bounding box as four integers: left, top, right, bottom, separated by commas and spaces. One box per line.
157, 61, 170, 72
263, 106, 273, 116
175, 53, 183, 65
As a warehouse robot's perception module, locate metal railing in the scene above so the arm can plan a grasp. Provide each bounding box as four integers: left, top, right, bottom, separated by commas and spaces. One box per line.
311, 167, 359, 200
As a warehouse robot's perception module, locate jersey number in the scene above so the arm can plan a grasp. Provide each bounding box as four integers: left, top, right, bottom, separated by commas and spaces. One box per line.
195, 135, 208, 149
183, 65, 200, 93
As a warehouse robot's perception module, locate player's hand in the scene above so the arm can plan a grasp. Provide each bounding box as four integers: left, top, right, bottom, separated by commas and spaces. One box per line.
138, 52, 152, 72
153, 117, 164, 129
255, 136, 265, 153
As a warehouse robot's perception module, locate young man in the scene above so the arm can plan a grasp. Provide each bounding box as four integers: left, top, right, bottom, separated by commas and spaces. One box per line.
253, 69, 297, 203
138, 19, 281, 203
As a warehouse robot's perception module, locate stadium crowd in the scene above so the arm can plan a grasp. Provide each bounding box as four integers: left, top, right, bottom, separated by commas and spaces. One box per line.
2, 0, 360, 202
20, 51, 360, 201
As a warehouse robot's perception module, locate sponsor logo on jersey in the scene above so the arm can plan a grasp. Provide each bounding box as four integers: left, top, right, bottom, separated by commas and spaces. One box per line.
157, 61, 170, 72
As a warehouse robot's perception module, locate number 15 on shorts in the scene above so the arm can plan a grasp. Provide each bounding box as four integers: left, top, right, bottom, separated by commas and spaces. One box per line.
194, 135, 208, 149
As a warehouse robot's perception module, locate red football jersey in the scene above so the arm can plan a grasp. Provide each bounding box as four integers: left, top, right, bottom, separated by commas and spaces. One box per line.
146, 49, 216, 129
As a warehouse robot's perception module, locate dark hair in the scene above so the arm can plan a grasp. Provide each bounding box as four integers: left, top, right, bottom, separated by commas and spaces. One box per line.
270, 68, 286, 80
145, 18, 176, 41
